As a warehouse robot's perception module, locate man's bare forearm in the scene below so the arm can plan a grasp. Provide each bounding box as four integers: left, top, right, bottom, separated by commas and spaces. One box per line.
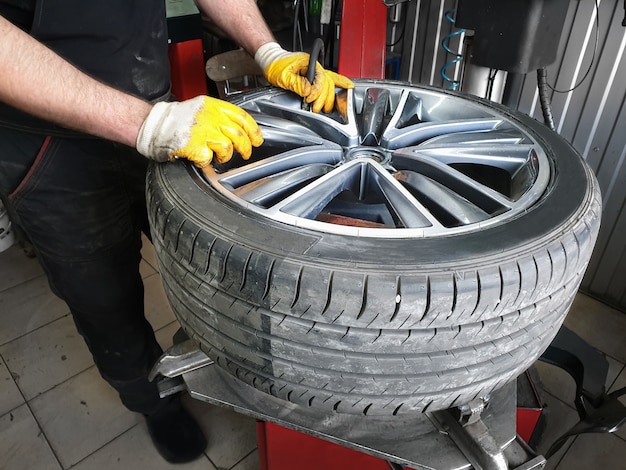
195, 0, 276, 55
0, 16, 151, 146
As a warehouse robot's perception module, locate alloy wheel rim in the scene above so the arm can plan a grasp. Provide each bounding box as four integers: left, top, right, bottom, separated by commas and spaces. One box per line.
196, 81, 549, 239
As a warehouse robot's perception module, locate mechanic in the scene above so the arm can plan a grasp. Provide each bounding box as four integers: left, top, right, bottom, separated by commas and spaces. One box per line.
0, 0, 353, 463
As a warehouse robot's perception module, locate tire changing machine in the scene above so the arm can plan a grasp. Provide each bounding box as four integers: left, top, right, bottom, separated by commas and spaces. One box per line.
151, 337, 543, 470
159, 1, 625, 468
150, 325, 625, 470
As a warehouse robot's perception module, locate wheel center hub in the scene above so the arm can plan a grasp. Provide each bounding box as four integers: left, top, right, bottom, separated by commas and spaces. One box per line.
344, 146, 388, 164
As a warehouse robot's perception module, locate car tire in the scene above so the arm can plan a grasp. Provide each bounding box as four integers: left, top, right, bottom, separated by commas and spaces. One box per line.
146, 81, 601, 415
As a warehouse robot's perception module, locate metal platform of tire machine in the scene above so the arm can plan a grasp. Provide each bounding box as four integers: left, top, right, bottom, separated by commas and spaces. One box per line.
157, 1, 626, 469
151, 326, 626, 470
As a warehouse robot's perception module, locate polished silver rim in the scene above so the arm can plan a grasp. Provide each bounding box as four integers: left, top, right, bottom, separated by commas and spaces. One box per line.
198, 81, 549, 238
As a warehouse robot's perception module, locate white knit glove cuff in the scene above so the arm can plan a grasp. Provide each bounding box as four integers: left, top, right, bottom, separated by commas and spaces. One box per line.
136, 98, 202, 161
254, 42, 293, 71
136, 102, 170, 161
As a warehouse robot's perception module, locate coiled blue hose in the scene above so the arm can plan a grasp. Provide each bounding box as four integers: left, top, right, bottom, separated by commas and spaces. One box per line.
440, 9, 465, 90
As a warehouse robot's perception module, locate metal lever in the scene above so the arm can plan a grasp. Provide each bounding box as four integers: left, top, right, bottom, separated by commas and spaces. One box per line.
432, 396, 546, 470
545, 386, 626, 458
148, 339, 213, 382
539, 326, 626, 458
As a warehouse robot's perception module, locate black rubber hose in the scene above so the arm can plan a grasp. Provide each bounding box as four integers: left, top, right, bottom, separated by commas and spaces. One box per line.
307, 37, 325, 84
537, 68, 556, 131
292, 0, 302, 51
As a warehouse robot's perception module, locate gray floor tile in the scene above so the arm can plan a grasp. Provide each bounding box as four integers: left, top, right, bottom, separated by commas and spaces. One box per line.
533, 391, 581, 470
142, 236, 160, 272
70, 423, 216, 470
0, 315, 93, 400
155, 320, 182, 352
0, 245, 43, 292
141, 259, 157, 279
230, 449, 260, 470
0, 274, 67, 345
608, 366, 626, 441
0, 403, 62, 470
29, 366, 141, 469
0, 354, 24, 417
564, 293, 626, 363
555, 432, 626, 470
183, 396, 258, 470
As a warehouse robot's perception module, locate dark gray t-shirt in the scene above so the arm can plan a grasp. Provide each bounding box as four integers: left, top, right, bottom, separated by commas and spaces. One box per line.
0, 0, 171, 136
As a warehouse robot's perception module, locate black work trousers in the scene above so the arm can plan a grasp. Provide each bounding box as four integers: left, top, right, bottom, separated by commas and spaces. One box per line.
0, 127, 165, 415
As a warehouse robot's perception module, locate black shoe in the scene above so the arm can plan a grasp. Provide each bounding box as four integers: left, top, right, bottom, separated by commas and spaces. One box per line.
145, 396, 207, 463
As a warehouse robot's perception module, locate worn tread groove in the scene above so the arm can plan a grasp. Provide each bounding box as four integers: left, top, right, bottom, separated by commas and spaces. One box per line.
240, 252, 252, 290
321, 271, 334, 315
219, 244, 234, 283
355, 275, 368, 320
262, 259, 276, 299
470, 271, 482, 318
531, 255, 540, 295
497, 267, 504, 309
203, 237, 217, 275
420, 277, 431, 323
514, 261, 523, 306
174, 220, 185, 253
559, 241, 568, 284
291, 265, 304, 309
161, 207, 175, 239
188, 229, 200, 264
546, 249, 554, 288
389, 276, 402, 323
450, 275, 458, 318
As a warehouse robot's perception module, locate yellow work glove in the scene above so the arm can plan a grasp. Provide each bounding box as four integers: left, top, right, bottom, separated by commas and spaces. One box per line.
136, 96, 264, 168
255, 42, 354, 114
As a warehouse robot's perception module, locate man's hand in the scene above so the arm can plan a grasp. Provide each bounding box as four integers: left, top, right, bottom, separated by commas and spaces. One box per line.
136, 96, 264, 168
255, 42, 354, 114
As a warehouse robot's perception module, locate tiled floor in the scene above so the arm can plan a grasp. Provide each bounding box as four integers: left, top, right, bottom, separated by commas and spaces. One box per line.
1, 238, 625, 469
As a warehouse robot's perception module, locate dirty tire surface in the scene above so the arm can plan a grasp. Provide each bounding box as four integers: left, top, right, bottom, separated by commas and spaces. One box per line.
147, 81, 601, 415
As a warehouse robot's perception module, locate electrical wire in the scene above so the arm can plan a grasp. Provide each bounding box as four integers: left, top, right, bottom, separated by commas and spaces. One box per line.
537, 67, 556, 130
293, 0, 334, 68
485, 68, 498, 100
440, 9, 465, 90
536, 0, 600, 130
292, 0, 303, 51
321, 0, 340, 69
387, 25, 405, 48
547, 0, 600, 93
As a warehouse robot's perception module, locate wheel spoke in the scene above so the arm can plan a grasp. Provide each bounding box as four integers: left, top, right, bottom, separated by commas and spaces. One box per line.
270, 159, 364, 219
250, 113, 327, 144
359, 88, 391, 145
382, 118, 502, 150
216, 145, 343, 190
412, 144, 536, 173
416, 127, 529, 146
233, 164, 335, 206
395, 170, 491, 225
249, 92, 361, 146
365, 161, 442, 228
272, 159, 441, 228
392, 147, 515, 213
